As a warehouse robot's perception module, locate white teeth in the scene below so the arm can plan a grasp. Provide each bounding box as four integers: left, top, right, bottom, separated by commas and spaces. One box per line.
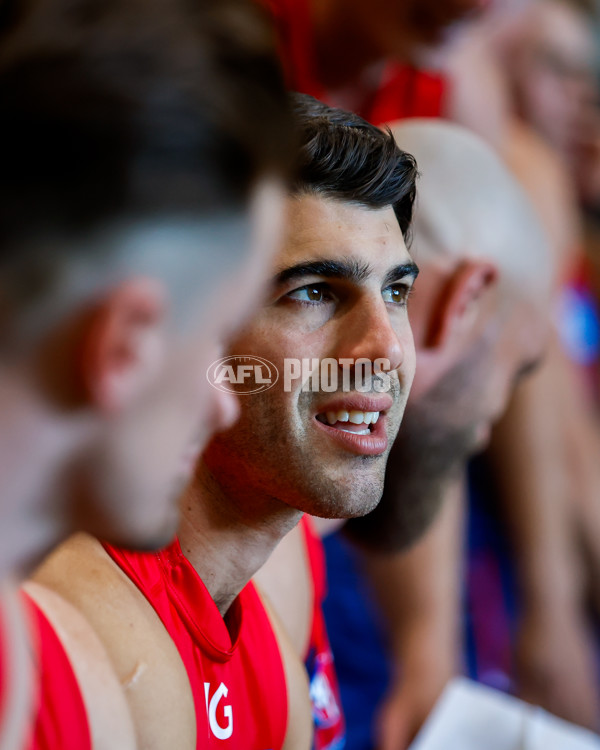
319, 409, 381, 425
340, 427, 370, 435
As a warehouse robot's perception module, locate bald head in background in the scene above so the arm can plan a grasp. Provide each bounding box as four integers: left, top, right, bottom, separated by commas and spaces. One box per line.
346, 119, 551, 551
402, 119, 551, 292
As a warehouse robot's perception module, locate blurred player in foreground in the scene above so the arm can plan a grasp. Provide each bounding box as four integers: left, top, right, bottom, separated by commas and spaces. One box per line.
0, 0, 292, 746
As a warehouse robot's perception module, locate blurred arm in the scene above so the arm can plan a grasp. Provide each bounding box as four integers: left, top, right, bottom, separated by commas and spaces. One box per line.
488, 338, 598, 729
357, 478, 465, 750
490, 340, 579, 613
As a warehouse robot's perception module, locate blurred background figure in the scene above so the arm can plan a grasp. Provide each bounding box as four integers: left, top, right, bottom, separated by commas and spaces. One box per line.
445, 0, 600, 731
261, 0, 482, 123
259, 0, 600, 746
0, 0, 292, 747
502, 0, 599, 202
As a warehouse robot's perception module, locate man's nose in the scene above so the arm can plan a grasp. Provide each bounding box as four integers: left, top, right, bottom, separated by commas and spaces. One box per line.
335, 298, 405, 372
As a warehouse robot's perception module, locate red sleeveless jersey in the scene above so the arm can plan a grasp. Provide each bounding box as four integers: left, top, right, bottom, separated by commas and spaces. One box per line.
104, 538, 288, 750
22, 593, 92, 750
300, 516, 345, 750
262, 0, 447, 125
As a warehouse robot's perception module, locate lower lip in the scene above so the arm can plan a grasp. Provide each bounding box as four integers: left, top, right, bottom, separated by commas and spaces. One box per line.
313, 415, 389, 456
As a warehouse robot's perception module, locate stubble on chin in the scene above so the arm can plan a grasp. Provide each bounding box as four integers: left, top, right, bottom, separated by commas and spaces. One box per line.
292, 451, 389, 520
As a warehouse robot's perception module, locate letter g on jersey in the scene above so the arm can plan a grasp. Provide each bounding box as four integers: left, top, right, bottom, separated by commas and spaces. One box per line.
204, 682, 233, 740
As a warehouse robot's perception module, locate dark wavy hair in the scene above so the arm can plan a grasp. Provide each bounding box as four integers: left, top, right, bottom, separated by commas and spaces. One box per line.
291, 93, 418, 240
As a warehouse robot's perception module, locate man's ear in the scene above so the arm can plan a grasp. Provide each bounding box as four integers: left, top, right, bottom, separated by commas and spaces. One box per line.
426, 260, 499, 350
80, 278, 167, 413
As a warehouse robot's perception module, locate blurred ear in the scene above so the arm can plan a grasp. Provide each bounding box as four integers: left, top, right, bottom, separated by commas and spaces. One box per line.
425, 260, 499, 350
81, 278, 167, 413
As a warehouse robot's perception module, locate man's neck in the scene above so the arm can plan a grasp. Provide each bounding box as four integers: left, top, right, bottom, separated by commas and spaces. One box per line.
178, 463, 303, 617
0, 383, 83, 580
1, 433, 95, 580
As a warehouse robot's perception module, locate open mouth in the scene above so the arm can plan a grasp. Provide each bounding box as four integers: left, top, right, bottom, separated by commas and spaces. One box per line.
315, 409, 381, 435
313, 402, 390, 456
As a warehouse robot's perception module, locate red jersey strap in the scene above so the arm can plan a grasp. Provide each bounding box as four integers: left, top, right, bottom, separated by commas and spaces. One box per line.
22, 592, 92, 750
300, 517, 346, 750
104, 539, 244, 663
104, 539, 288, 749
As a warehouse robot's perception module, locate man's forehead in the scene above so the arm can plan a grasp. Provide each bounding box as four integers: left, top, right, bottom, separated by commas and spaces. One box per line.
280, 194, 411, 269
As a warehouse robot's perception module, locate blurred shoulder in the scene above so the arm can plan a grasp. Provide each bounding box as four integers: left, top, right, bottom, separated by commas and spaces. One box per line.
31, 534, 196, 750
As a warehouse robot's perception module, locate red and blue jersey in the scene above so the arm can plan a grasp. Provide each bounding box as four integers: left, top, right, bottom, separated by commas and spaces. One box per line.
300, 516, 346, 750
556, 253, 600, 400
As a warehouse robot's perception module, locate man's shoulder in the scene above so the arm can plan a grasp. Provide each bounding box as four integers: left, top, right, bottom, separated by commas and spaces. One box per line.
31, 534, 196, 750
22, 579, 136, 750
33, 534, 153, 626
255, 583, 313, 750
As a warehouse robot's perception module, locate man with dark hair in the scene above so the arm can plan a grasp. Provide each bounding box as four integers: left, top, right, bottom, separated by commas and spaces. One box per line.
35, 93, 419, 750
256, 118, 552, 750
0, 0, 292, 747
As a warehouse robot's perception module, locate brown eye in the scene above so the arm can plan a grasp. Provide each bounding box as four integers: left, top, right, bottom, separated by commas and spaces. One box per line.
287, 284, 333, 304
382, 284, 411, 305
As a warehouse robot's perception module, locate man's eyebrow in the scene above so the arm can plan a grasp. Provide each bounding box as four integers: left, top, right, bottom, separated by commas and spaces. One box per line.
382, 262, 419, 287
274, 258, 372, 286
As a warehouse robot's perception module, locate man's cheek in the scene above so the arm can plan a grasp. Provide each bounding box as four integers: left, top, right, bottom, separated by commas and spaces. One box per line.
389, 400, 405, 434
